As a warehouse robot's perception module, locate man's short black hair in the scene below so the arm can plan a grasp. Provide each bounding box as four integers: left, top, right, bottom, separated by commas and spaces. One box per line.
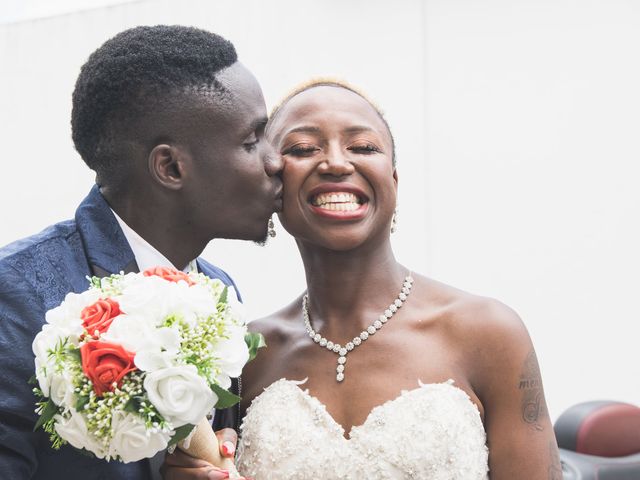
71, 25, 237, 179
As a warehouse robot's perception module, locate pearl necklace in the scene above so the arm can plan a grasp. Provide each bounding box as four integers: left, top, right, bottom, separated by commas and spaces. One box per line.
302, 274, 414, 382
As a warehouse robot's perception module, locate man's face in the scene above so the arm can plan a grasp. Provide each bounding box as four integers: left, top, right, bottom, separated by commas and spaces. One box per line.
180, 62, 283, 243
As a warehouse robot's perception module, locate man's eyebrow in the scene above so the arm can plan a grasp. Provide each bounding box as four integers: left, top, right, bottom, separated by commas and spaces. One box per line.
252, 117, 268, 131
242, 116, 268, 137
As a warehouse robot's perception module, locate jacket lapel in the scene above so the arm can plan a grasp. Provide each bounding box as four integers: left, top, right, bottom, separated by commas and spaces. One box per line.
75, 185, 139, 277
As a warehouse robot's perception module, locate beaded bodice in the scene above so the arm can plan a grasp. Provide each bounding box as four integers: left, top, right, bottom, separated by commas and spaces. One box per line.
236, 379, 489, 479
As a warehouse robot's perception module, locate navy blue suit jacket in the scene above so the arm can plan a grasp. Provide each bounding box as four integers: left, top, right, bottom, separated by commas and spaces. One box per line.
0, 186, 240, 479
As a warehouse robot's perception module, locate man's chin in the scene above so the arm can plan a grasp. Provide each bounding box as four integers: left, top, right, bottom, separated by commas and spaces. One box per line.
252, 230, 270, 247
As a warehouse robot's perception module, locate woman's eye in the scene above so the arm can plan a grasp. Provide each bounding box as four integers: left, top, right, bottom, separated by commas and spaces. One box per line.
348, 144, 381, 154
283, 145, 319, 157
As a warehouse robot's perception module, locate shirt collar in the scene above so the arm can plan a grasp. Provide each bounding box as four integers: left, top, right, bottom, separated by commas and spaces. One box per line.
110, 209, 197, 273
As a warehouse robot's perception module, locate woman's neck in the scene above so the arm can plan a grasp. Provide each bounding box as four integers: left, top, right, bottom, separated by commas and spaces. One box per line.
299, 240, 408, 334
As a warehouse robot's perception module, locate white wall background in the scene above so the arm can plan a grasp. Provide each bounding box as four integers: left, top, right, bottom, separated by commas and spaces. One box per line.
1, 0, 638, 420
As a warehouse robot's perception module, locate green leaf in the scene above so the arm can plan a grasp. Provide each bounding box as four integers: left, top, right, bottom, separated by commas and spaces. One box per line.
75, 394, 90, 412
245, 332, 266, 362
89, 276, 101, 289
75, 447, 96, 458
34, 399, 58, 432
28, 374, 37, 385
68, 347, 81, 362
219, 286, 228, 305
211, 383, 241, 409
123, 396, 141, 414
168, 423, 195, 447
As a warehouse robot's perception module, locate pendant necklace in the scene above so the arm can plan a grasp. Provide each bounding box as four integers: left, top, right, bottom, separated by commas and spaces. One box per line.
302, 273, 413, 382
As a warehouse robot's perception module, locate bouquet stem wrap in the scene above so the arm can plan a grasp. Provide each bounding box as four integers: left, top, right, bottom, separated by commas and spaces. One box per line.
179, 418, 240, 478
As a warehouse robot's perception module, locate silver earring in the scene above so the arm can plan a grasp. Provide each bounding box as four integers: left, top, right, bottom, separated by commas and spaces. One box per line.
390, 208, 398, 233
268, 217, 276, 238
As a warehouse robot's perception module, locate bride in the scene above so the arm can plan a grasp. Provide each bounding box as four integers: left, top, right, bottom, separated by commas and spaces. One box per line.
237, 80, 563, 479
165, 81, 562, 479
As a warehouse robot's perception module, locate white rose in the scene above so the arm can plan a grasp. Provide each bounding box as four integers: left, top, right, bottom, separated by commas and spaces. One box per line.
49, 370, 76, 408
32, 324, 65, 396
225, 286, 246, 325
144, 365, 217, 427
32, 324, 63, 361
116, 271, 144, 289
134, 349, 176, 372
102, 315, 180, 358
34, 357, 52, 397
45, 290, 101, 343
212, 324, 250, 389
54, 409, 106, 458
117, 276, 174, 324
108, 411, 171, 463
166, 282, 217, 326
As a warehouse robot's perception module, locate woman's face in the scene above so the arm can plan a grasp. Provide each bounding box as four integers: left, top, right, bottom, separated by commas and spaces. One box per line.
268, 86, 397, 251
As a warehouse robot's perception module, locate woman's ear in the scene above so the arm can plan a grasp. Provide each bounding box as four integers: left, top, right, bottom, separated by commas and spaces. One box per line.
147, 144, 188, 190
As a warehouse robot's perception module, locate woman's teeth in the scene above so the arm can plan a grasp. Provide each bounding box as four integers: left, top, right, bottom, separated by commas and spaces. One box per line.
311, 192, 362, 211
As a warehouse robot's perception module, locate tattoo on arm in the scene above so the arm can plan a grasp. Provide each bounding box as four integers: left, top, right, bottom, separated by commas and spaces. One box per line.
518, 350, 548, 430
548, 441, 563, 480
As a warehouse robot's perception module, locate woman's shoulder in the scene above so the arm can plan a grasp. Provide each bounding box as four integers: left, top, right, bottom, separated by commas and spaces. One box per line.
418, 276, 534, 389
248, 294, 305, 347
411, 275, 532, 375
416, 274, 526, 338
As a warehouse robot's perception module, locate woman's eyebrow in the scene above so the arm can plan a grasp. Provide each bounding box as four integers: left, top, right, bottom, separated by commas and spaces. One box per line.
342, 125, 376, 134
284, 126, 322, 136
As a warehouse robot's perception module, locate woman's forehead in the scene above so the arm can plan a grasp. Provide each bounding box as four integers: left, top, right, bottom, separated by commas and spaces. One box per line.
270, 85, 388, 138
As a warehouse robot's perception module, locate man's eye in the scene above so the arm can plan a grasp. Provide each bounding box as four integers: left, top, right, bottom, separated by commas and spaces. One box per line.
243, 139, 259, 152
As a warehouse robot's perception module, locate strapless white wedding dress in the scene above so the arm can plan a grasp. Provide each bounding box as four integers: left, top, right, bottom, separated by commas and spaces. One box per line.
236, 379, 489, 479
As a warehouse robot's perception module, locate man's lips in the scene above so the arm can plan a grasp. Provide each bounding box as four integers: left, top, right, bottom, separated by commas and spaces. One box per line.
273, 183, 284, 212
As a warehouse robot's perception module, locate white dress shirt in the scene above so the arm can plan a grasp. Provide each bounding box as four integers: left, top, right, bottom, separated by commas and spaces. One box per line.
111, 209, 201, 478
111, 209, 197, 273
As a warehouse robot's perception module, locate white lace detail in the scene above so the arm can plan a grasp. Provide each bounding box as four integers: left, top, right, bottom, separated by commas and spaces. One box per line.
236, 379, 489, 479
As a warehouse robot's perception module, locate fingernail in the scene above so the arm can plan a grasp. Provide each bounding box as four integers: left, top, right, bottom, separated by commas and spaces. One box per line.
208, 469, 229, 480
221, 440, 235, 456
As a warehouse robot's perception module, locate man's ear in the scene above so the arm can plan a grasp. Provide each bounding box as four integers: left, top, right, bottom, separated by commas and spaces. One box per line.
148, 144, 187, 190
393, 168, 399, 190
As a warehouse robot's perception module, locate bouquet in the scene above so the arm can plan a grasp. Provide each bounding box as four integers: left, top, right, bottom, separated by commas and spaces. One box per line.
31, 266, 263, 473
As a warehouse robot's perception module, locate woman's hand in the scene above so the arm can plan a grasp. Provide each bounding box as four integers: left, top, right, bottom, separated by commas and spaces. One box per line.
161, 428, 249, 480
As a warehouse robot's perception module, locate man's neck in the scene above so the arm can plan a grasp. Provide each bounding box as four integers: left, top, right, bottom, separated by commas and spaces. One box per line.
111, 208, 198, 272
102, 187, 204, 269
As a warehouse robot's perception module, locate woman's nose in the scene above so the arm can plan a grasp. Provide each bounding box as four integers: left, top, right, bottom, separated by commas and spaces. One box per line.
263, 143, 283, 177
317, 147, 355, 176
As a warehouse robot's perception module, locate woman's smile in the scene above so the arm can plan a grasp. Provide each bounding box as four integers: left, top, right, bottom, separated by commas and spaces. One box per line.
307, 183, 369, 220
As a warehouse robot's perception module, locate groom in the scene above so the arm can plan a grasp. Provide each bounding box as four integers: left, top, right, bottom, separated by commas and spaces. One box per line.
0, 26, 282, 480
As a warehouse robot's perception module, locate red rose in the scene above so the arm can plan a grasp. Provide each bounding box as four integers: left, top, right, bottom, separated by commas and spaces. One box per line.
143, 266, 195, 286
81, 298, 120, 339
80, 341, 137, 397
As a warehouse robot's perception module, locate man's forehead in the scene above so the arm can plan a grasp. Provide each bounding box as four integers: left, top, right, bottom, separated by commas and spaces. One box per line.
216, 62, 263, 101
